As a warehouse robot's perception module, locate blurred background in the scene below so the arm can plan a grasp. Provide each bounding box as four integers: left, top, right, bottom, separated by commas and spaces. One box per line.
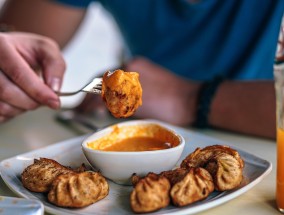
0, 0, 124, 108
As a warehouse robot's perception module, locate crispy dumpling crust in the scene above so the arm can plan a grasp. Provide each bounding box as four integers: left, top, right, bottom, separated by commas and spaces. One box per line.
181, 145, 244, 169
205, 153, 243, 191
162, 168, 214, 207
180, 145, 244, 191
130, 173, 171, 213
160, 167, 189, 185
48, 171, 109, 208
102, 70, 142, 118
21, 158, 75, 192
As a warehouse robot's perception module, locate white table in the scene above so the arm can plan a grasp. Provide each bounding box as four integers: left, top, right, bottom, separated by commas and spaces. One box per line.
0, 107, 278, 215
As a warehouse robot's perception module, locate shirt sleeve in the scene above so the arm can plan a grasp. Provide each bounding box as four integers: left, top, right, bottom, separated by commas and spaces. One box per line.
50, 0, 94, 8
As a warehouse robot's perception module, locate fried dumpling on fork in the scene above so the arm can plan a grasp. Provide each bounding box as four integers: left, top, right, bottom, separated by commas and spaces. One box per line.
48, 171, 109, 208
180, 145, 244, 191
102, 69, 142, 118
130, 173, 171, 213
161, 167, 214, 207
21, 158, 76, 192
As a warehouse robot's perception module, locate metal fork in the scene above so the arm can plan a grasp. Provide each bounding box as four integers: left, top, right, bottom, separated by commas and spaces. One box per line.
56, 78, 102, 96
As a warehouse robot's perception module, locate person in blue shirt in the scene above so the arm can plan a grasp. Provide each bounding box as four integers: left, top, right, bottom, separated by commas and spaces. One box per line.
0, 0, 283, 139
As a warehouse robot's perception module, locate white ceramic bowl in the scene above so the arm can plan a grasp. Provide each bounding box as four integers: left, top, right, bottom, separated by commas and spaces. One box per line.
82, 120, 185, 185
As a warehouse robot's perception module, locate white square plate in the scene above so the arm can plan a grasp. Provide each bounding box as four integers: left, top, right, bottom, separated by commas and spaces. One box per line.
0, 121, 272, 215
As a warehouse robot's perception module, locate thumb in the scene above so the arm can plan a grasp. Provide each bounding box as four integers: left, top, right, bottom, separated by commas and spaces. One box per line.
37, 39, 66, 92
43, 55, 66, 92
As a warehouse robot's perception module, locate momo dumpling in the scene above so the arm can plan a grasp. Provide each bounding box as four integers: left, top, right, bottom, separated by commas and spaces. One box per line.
204, 152, 243, 191
180, 145, 244, 191
167, 168, 214, 207
130, 173, 170, 213
21, 158, 75, 192
48, 171, 109, 208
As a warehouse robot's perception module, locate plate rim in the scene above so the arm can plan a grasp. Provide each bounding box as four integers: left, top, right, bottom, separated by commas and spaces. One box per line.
0, 195, 45, 215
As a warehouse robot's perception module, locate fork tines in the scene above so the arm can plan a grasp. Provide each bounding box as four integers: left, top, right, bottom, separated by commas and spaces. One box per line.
82, 78, 102, 94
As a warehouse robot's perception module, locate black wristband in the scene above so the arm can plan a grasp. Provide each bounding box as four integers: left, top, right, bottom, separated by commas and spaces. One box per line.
193, 76, 224, 128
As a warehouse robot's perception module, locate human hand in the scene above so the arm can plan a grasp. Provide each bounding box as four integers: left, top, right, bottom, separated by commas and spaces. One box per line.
0, 32, 65, 122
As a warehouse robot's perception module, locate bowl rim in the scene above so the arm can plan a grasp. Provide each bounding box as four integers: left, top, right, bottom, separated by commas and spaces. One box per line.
81, 119, 185, 155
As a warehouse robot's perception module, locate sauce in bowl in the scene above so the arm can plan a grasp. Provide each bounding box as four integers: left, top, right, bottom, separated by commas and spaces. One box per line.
87, 124, 180, 152
82, 120, 185, 185
102, 137, 172, 152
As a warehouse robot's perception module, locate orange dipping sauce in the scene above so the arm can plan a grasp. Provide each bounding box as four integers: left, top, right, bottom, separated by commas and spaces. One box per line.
102, 137, 172, 152
87, 124, 180, 152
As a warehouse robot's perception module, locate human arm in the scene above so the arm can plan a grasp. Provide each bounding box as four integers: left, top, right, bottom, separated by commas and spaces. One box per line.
76, 57, 275, 139
123, 57, 276, 139
0, 0, 87, 122
209, 80, 276, 139
0, 0, 87, 48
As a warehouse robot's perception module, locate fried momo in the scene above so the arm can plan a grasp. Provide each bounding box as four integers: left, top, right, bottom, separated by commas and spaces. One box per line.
181, 145, 244, 191
48, 171, 109, 208
102, 69, 142, 118
205, 153, 243, 191
21, 158, 75, 192
130, 173, 170, 213
181, 145, 244, 169
162, 168, 214, 207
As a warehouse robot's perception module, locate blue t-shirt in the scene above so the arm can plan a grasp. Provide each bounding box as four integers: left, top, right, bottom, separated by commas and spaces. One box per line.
54, 0, 284, 81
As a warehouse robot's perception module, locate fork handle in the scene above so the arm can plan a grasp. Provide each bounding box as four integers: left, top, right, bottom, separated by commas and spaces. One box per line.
55, 91, 79, 96
56, 90, 101, 96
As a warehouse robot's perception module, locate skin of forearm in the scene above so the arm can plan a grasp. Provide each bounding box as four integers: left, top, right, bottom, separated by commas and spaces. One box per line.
0, 0, 86, 49
208, 80, 276, 139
